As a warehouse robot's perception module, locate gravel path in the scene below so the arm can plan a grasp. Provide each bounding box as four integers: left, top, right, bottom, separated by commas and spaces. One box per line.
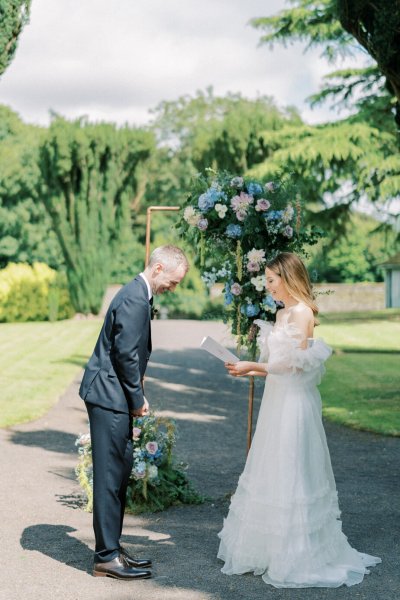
0, 320, 398, 600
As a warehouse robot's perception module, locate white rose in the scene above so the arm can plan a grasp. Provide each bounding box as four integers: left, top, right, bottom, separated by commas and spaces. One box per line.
251, 275, 266, 292
148, 465, 158, 480
184, 206, 201, 226
215, 203, 228, 218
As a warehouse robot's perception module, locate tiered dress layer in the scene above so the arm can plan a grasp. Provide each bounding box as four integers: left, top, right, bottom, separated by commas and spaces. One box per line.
218, 317, 381, 588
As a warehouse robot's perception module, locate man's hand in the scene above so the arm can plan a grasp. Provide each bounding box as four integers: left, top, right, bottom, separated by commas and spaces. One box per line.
131, 396, 150, 417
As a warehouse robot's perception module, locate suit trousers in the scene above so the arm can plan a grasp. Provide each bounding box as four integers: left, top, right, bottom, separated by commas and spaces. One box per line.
85, 402, 133, 563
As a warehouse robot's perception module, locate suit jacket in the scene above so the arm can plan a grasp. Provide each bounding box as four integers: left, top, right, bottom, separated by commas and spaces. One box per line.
79, 276, 152, 414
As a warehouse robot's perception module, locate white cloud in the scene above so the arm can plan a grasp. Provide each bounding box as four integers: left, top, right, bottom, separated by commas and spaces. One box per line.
0, 0, 364, 127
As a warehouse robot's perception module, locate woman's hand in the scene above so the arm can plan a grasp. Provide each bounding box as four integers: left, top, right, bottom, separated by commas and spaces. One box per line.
225, 361, 256, 377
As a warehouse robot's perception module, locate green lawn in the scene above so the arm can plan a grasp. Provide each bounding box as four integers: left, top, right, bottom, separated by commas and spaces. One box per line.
1, 310, 399, 435
0, 319, 101, 427
319, 310, 400, 436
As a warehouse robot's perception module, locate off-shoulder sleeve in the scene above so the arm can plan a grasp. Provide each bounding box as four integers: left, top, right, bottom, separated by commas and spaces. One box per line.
254, 319, 274, 363
266, 325, 332, 375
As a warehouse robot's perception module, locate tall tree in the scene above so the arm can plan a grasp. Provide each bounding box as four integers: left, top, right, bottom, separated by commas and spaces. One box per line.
39, 117, 154, 314
151, 88, 300, 174
145, 89, 301, 207
247, 119, 397, 230
249, 1, 400, 240
336, 0, 400, 118
0, 0, 31, 76
0, 105, 63, 268
251, 0, 400, 126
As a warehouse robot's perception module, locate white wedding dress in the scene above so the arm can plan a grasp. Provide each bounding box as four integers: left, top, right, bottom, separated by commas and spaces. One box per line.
218, 311, 381, 588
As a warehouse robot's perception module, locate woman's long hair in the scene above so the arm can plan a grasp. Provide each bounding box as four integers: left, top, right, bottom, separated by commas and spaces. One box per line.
266, 252, 319, 325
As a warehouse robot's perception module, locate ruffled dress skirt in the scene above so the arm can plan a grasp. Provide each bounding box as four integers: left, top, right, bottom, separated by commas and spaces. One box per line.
217, 350, 381, 588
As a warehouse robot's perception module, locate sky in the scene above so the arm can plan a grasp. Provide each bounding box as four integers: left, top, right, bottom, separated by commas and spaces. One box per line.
0, 0, 364, 128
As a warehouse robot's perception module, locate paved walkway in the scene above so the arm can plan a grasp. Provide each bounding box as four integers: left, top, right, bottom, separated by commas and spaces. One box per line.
0, 320, 398, 600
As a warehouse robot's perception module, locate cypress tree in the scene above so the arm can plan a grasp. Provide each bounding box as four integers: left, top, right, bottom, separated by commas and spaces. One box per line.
39, 117, 154, 314
0, 0, 31, 76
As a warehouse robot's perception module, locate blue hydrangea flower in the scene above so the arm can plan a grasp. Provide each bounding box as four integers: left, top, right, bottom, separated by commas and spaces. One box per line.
263, 295, 276, 308
210, 188, 227, 203
262, 294, 277, 314
246, 182, 263, 197
241, 303, 260, 317
224, 282, 234, 305
198, 192, 215, 212
198, 187, 227, 212
225, 224, 242, 238
147, 448, 162, 460
265, 210, 283, 221
134, 460, 146, 474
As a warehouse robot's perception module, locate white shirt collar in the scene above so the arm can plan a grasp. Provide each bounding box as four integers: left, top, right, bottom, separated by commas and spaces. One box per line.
139, 272, 152, 301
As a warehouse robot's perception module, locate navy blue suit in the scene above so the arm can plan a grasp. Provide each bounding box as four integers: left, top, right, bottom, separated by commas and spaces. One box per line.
79, 275, 152, 563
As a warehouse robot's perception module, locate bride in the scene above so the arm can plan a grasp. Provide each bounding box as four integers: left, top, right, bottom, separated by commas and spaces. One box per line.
218, 252, 381, 588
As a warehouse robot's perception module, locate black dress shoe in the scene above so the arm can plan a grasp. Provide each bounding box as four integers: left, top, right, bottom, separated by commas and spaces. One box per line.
119, 546, 152, 569
93, 556, 151, 580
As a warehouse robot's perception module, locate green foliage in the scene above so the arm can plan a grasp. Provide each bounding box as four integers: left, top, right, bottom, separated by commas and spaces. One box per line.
0, 262, 74, 322
146, 89, 300, 205
336, 0, 400, 119
251, 1, 350, 62
247, 119, 399, 237
251, 0, 400, 125
308, 212, 398, 282
0, 106, 63, 268
38, 116, 154, 314
0, 104, 28, 139
0, 0, 31, 76
308, 66, 396, 131
109, 235, 146, 285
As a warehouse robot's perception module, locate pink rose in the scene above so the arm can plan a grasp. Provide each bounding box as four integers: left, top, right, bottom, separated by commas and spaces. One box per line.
265, 181, 275, 192
230, 283, 242, 296
255, 198, 271, 212
132, 427, 141, 440
146, 441, 158, 455
236, 209, 247, 221
247, 261, 260, 272
77, 433, 91, 446
197, 218, 208, 231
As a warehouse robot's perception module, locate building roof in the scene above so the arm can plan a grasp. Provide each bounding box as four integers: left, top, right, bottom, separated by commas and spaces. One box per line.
380, 252, 400, 269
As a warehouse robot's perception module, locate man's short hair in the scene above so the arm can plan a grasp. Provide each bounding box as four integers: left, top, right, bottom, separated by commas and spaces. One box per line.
148, 245, 189, 272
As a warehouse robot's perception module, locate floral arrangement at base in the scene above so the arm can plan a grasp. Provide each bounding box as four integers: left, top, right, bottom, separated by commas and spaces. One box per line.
76, 413, 204, 514
177, 169, 322, 357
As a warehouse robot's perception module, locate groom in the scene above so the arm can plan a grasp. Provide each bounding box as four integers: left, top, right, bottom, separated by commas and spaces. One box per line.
79, 245, 189, 580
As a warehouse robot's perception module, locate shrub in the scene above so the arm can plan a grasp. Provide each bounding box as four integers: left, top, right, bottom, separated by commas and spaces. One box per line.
0, 262, 74, 322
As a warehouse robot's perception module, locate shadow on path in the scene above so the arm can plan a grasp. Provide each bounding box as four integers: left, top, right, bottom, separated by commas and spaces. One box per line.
20, 525, 93, 574
9, 430, 77, 454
